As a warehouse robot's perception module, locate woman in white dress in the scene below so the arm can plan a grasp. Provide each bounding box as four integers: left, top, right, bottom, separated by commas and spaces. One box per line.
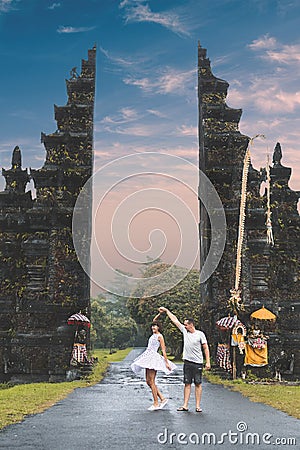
131, 316, 177, 410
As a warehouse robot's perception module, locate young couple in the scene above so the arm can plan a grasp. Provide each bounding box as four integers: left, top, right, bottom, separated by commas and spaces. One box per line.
131, 307, 211, 412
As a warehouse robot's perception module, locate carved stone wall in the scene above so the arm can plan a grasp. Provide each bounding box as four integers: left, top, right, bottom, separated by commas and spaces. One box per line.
0, 47, 96, 382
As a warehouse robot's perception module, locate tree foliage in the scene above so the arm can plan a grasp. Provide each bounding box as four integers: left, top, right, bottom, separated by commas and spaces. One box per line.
127, 263, 202, 358
90, 268, 138, 349
91, 295, 137, 349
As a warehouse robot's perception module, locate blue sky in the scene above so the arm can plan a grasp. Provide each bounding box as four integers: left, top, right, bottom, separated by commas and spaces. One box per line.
0, 0, 300, 178
1, 0, 300, 294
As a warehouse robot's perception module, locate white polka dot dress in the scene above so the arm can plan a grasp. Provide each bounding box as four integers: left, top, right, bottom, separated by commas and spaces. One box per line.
131, 333, 177, 375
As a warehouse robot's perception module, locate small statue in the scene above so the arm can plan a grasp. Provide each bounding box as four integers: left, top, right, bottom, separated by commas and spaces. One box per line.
273, 142, 282, 166
12, 146, 22, 169
76, 329, 87, 344
70, 67, 78, 80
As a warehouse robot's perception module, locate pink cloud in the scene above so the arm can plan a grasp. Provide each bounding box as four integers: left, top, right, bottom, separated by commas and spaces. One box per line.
249, 34, 300, 65
228, 83, 300, 114
265, 45, 300, 64
254, 89, 300, 113
120, 1, 190, 37
177, 125, 198, 136
124, 68, 196, 95
248, 35, 278, 50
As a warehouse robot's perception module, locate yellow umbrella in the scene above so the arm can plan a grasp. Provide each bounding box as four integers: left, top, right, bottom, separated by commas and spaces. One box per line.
250, 306, 276, 321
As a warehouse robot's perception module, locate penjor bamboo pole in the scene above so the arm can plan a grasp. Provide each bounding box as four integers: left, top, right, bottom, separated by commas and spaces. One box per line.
231, 134, 265, 379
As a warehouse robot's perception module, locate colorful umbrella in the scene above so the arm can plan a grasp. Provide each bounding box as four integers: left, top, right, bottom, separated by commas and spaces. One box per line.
250, 306, 276, 321
67, 312, 91, 328
216, 315, 239, 331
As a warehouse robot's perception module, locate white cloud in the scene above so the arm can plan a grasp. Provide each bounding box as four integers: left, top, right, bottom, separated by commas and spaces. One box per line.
276, 0, 300, 17
170, 146, 197, 162
57, 25, 96, 34
146, 109, 166, 118
124, 68, 196, 95
255, 89, 300, 113
239, 114, 300, 192
119, 107, 139, 121
100, 107, 139, 127
48, 2, 61, 10
100, 46, 196, 100
106, 124, 156, 137
0, 0, 18, 13
248, 34, 278, 50
213, 54, 233, 67
229, 84, 300, 114
98, 106, 186, 139
119, 0, 190, 36
98, 107, 159, 136
93, 141, 198, 168
100, 46, 136, 67
158, 69, 196, 94
119, 0, 143, 8
227, 36, 300, 115
124, 76, 151, 91
265, 44, 300, 65
222, 37, 300, 200
177, 125, 197, 136
249, 34, 300, 65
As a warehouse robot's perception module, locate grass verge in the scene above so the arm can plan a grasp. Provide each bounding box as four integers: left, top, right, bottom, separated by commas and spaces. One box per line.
204, 371, 300, 419
0, 347, 132, 430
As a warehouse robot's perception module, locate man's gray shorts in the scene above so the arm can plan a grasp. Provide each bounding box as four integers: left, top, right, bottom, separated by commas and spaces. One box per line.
183, 360, 203, 385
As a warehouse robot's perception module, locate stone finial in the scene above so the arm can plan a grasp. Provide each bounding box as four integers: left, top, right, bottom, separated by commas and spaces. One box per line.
273, 142, 282, 166
70, 67, 78, 80
12, 145, 22, 169
2, 145, 29, 193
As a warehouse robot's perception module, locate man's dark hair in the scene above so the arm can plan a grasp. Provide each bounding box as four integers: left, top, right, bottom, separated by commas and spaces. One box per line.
185, 318, 195, 325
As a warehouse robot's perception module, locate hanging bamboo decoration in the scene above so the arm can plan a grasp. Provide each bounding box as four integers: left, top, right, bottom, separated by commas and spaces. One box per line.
228, 135, 265, 313
228, 135, 264, 380
266, 154, 274, 246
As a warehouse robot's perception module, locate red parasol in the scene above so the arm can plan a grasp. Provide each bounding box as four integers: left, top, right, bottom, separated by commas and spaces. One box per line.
216, 315, 239, 331
67, 312, 90, 328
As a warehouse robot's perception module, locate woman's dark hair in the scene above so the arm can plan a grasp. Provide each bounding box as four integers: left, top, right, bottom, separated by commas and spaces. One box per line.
151, 320, 162, 332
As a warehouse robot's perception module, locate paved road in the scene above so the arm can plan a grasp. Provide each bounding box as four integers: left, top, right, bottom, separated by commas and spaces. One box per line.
0, 349, 299, 450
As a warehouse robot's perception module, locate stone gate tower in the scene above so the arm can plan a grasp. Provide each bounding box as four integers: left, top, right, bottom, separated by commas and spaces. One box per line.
0, 47, 96, 382
198, 43, 300, 376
